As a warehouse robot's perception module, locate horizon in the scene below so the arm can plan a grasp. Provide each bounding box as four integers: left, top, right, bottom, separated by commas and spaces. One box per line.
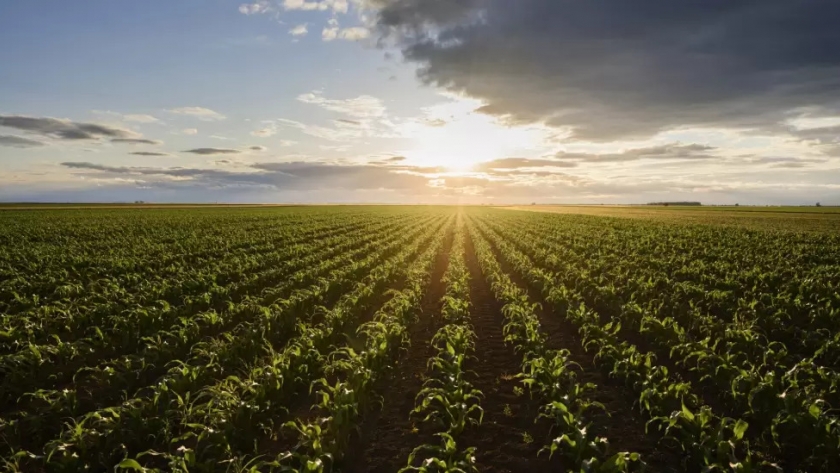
2, 1, 840, 205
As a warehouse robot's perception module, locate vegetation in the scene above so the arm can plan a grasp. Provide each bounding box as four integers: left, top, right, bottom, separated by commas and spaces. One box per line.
0, 206, 837, 472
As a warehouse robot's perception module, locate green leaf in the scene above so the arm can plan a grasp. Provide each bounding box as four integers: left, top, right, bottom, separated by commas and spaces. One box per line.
733, 419, 749, 440
680, 403, 695, 421
116, 459, 145, 471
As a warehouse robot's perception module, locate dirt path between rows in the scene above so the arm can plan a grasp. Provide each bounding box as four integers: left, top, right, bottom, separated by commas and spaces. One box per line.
456, 228, 555, 473
345, 227, 455, 472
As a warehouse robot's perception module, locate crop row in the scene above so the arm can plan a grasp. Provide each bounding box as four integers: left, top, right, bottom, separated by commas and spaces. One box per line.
466, 218, 643, 472
269, 217, 449, 473
472, 210, 839, 472
2, 213, 453, 471
401, 222, 482, 472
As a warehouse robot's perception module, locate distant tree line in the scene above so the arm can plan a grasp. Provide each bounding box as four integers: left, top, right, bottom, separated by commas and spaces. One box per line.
646, 202, 702, 206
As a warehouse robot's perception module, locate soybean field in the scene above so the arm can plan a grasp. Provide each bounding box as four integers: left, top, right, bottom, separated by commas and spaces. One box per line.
1, 206, 839, 473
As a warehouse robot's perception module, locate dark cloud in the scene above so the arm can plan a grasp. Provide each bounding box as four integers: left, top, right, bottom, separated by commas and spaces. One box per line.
112, 138, 162, 145
0, 134, 46, 148
335, 119, 362, 126
370, 0, 840, 140
368, 155, 413, 166
742, 156, 827, 168
0, 115, 137, 140
250, 146, 267, 151
61, 161, 433, 191
182, 148, 240, 155
475, 158, 578, 170
129, 151, 170, 156
555, 144, 718, 163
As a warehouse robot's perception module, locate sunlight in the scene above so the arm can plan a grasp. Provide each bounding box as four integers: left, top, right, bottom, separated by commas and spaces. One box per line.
397, 96, 552, 172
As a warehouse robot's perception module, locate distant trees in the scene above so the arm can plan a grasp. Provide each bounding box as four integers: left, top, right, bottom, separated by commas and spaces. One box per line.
647, 202, 702, 206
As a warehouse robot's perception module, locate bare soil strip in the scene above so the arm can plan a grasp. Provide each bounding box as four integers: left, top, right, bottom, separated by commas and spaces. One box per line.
456, 229, 555, 473
344, 228, 455, 472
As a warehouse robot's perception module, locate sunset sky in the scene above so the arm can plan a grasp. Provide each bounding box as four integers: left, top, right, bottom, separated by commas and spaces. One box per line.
2, 1, 840, 204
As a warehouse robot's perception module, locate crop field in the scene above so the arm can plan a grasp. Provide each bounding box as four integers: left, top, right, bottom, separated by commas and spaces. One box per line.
1, 206, 839, 473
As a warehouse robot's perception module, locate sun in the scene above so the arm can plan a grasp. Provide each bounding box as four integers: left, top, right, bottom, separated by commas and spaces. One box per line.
399, 98, 550, 172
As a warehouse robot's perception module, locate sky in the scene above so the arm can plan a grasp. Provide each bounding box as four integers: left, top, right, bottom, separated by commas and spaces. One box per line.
2, 0, 840, 205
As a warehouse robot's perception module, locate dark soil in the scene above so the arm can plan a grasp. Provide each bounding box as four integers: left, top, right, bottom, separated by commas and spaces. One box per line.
456, 229, 556, 473
344, 227, 455, 472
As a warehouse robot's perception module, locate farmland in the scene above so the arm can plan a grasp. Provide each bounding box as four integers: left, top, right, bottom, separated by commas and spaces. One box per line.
1, 206, 839, 472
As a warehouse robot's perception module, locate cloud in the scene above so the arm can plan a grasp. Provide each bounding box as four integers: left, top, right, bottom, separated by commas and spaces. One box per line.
284, 0, 348, 14
93, 111, 160, 124
338, 27, 370, 41
322, 26, 338, 41
239, 1, 273, 15
0, 115, 138, 140
367, 0, 840, 141
183, 148, 240, 155
251, 125, 277, 137
129, 151, 170, 156
322, 25, 371, 42
181, 128, 199, 135
111, 138, 163, 145
0, 134, 46, 148
335, 118, 362, 126
739, 156, 827, 169
166, 107, 226, 121
297, 91, 386, 118
475, 158, 578, 170
555, 144, 719, 163
276, 116, 396, 142
59, 160, 433, 192
289, 24, 309, 37
250, 146, 268, 151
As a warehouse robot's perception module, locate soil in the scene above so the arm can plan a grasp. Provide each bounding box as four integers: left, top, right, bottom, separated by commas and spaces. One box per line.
344, 228, 455, 472
345, 222, 682, 472
455, 229, 556, 473
479, 224, 682, 472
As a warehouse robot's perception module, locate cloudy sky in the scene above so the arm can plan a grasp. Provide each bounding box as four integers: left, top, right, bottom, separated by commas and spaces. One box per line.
2, 0, 840, 204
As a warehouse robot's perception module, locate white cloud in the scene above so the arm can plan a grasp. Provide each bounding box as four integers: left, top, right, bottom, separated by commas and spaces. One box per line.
92, 110, 161, 124
289, 24, 309, 37
167, 107, 226, 121
338, 27, 369, 41
251, 120, 280, 137
123, 114, 160, 124
251, 126, 277, 137
321, 22, 369, 42
322, 26, 338, 41
238, 1, 273, 15
297, 91, 385, 118
283, 0, 347, 13
181, 128, 198, 135
279, 140, 297, 146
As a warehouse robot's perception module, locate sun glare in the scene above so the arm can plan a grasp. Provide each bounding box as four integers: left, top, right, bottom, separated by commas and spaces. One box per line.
399, 97, 550, 172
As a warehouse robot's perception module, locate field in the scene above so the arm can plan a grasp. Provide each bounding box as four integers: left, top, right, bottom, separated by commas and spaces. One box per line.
1, 206, 839, 473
